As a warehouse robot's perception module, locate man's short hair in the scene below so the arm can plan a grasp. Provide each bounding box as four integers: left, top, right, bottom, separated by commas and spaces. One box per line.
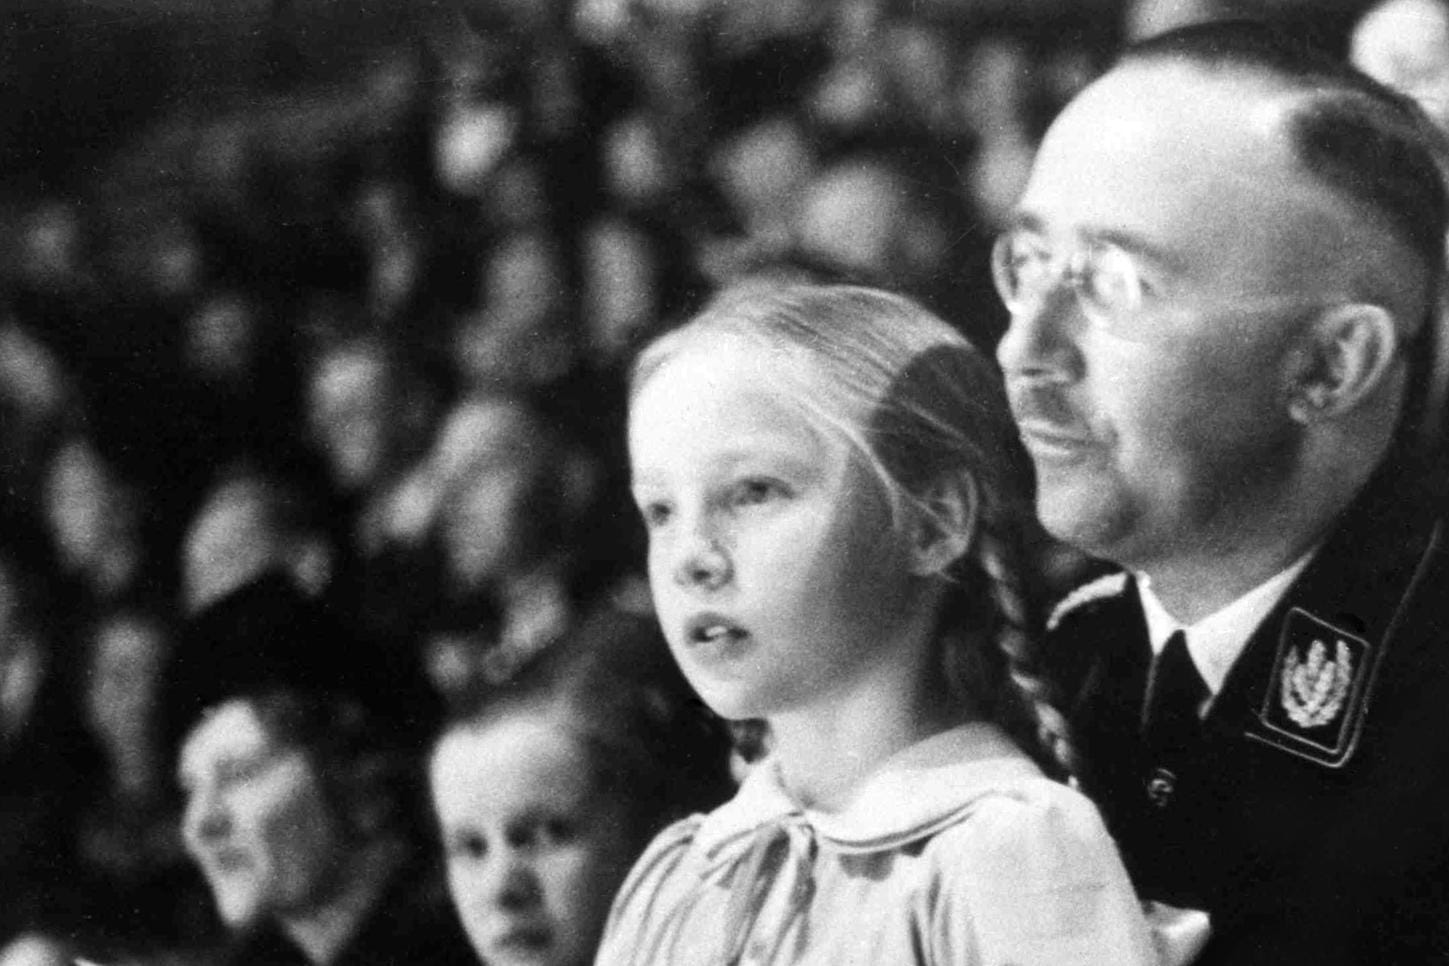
1122, 21, 1449, 451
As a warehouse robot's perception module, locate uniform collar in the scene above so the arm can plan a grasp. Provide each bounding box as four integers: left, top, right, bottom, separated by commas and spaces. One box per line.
694, 722, 1041, 862
1208, 450, 1445, 765
1136, 549, 1315, 700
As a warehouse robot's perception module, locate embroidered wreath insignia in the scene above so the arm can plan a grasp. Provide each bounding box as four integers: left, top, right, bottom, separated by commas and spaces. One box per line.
1280, 638, 1353, 729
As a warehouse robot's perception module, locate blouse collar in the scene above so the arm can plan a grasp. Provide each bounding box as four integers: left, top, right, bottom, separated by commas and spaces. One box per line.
694, 722, 1043, 862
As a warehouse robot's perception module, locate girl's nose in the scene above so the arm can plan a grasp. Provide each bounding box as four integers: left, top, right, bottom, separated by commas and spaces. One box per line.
673, 530, 732, 591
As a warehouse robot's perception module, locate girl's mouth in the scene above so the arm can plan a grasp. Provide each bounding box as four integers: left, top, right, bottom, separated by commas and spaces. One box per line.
685, 613, 748, 647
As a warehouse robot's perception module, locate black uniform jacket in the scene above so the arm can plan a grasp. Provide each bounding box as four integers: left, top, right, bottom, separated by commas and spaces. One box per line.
1048, 456, 1449, 965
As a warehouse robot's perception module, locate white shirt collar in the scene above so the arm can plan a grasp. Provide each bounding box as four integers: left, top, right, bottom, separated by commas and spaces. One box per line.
1137, 550, 1315, 698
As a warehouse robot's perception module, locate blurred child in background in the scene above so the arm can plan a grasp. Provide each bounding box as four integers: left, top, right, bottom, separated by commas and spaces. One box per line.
429, 609, 731, 966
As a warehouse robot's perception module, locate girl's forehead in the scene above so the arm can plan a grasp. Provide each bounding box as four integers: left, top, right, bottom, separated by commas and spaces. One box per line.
630, 341, 841, 456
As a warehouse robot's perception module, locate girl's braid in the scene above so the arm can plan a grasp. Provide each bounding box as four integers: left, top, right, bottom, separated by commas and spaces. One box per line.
971, 505, 1079, 781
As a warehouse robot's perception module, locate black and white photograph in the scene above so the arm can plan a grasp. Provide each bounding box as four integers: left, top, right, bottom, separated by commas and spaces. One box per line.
1, 0, 1446, 963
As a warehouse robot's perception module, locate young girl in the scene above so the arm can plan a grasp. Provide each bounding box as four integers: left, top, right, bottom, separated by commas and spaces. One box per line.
429, 609, 734, 966
598, 282, 1156, 964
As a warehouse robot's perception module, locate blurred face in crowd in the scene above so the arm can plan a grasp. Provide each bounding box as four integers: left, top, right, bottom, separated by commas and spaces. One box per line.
883, 22, 956, 128
431, 711, 635, 966
0, 560, 43, 731
995, 63, 1359, 570
436, 101, 519, 197
142, 219, 203, 301
183, 479, 280, 613
20, 203, 82, 285
438, 401, 551, 589
180, 699, 348, 929
715, 116, 813, 236
796, 159, 903, 277
457, 235, 573, 389
308, 347, 392, 493
43, 440, 135, 574
0, 322, 68, 427
1351, 0, 1449, 130
582, 219, 657, 362
185, 294, 258, 384
601, 113, 672, 210
86, 614, 167, 773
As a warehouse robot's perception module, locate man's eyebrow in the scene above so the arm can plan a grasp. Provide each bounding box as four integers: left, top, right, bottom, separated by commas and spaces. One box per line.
1003, 211, 1189, 276
1085, 227, 1187, 273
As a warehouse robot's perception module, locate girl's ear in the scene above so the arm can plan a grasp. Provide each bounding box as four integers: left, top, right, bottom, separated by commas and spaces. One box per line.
908, 475, 978, 577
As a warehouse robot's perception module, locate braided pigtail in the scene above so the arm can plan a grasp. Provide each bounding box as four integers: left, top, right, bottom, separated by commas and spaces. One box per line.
969, 510, 1078, 782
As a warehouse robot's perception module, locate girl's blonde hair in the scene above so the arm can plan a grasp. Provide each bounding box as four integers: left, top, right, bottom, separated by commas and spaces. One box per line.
630, 281, 1076, 778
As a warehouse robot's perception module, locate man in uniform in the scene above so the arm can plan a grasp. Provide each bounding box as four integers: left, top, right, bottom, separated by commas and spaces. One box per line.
994, 21, 1449, 964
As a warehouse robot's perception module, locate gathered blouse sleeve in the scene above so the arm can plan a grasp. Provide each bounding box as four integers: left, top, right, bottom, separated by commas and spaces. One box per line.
921, 784, 1158, 966
595, 816, 705, 966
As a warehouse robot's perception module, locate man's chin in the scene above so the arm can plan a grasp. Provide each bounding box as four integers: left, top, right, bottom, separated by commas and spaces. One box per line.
1035, 486, 1136, 563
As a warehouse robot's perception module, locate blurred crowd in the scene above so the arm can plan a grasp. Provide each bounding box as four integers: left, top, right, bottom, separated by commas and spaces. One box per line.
0, 0, 1387, 963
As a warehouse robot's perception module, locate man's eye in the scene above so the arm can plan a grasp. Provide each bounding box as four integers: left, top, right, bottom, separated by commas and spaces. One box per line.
1082, 243, 1146, 312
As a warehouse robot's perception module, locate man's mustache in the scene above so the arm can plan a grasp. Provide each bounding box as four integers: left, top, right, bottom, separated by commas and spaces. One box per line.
1006, 383, 1093, 435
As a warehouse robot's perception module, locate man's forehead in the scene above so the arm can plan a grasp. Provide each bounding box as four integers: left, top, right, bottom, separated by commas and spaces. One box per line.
1035, 63, 1299, 194
1015, 63, 1345, 258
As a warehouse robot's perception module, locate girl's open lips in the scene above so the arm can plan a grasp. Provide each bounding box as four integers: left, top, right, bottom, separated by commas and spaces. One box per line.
684, 612, 748, 646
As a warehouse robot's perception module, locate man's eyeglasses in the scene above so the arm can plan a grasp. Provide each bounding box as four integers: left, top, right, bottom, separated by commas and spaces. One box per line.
990, 228, 1145, 330
990, 227, 1346, 336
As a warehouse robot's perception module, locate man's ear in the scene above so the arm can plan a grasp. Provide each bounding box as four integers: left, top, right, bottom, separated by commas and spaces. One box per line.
909, 475, 978, 577
1286, 303, 1400, 423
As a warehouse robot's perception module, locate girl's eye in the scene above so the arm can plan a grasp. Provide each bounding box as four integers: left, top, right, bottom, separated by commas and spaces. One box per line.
730, 478, 788, 509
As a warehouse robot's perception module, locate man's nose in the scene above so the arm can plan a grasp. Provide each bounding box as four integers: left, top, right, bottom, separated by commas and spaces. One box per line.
994, 287, 1085, 383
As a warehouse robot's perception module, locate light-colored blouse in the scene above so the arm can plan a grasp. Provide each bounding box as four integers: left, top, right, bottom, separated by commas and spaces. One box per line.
595, 722, 1157, 966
